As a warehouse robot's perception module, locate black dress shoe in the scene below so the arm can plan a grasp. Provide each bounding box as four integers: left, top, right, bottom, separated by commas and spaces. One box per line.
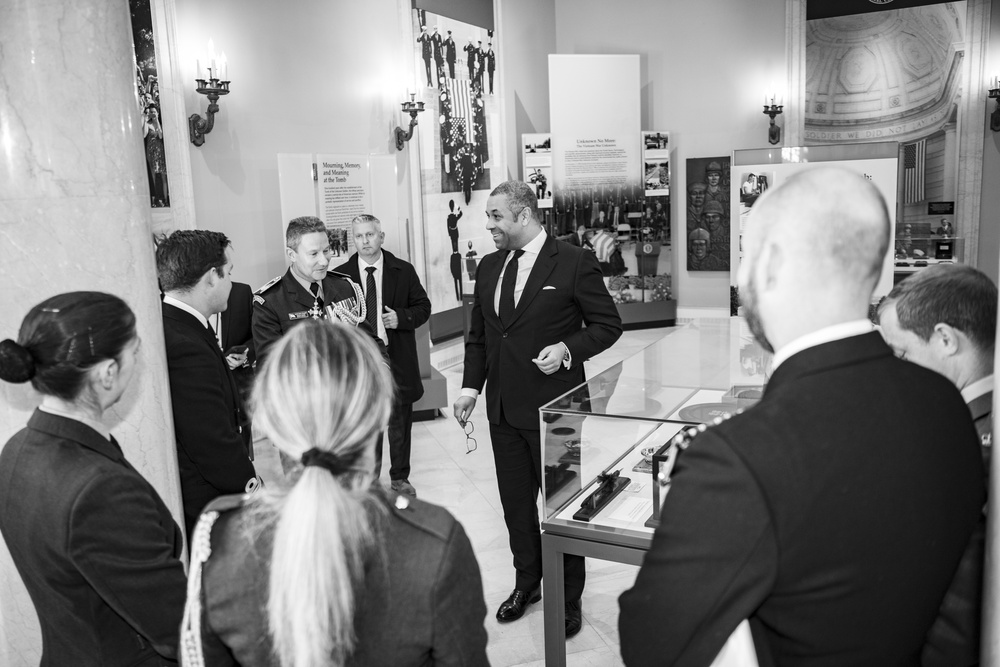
495, 587, 542, 622
565, 599, 582, 638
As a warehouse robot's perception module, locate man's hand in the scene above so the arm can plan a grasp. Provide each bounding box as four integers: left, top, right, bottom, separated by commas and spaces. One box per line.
225, 351, 248, 370
382, 306, 399, 330
453, 395, 476, 427
532, 343, 565, 376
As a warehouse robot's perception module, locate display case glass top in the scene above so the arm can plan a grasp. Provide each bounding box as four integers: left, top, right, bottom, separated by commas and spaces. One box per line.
540, 318, 772, 546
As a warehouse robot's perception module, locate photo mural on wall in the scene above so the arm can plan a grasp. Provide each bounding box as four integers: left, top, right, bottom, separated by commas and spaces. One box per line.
129, 0, 169, 208
685, 156, 730, 272
805, 0, 967, 251
412, 7, 504, 313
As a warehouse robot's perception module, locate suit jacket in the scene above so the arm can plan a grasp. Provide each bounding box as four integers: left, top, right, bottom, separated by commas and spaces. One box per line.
162, 302, 256, 534
920, 388, 992, 667
186, 491, 489, 666
0, 410, 187, 666
619, 332, 985, 667
221, 282, 255, 454
462, 234, 622, 430
252, 268, 383, 365
334, 250, 432, 404
220, 281, 255, 393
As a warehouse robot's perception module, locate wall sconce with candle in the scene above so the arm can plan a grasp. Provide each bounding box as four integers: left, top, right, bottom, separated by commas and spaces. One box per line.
989, 75, 1000, 133
394, 92, 425, 151
189, 41, 230, 147
763, 92, 783, 146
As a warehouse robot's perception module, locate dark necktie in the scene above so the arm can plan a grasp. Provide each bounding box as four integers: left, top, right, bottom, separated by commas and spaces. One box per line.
309, 282, 323, 319
365, 266, 378, 336
499, 249, 524, 325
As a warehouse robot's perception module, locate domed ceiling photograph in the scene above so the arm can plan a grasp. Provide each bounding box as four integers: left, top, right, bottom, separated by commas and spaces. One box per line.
805, 2, 965, 145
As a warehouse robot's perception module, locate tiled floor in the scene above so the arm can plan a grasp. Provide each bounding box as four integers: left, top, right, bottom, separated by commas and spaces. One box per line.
255, 326, 674, 666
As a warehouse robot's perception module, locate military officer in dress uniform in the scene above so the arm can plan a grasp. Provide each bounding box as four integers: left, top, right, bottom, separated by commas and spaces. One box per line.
445, 30, 457, 79
464, 37, 477, 80
252, 216, 384, 366
417, 25, 434, 87
486, 42, 496, 95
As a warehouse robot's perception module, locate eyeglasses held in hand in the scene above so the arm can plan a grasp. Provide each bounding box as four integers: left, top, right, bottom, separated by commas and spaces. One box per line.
464, 420, 477, 454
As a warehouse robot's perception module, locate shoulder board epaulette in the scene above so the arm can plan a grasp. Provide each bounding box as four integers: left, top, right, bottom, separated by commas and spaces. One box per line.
254, 275, 282, 295
327, 270, 355, 282
385, 492, 453, 542
253, 275, 283, 304
201, 493, 246, 515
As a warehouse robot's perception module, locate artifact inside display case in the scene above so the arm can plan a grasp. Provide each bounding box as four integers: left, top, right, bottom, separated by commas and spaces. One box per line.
540, 319, 771, 538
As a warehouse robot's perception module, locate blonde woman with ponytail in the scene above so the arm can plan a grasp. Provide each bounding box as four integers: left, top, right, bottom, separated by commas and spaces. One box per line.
180, 320, 489, 667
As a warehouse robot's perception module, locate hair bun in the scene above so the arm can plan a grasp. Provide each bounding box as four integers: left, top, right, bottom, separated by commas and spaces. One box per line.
0, 339, 36, 383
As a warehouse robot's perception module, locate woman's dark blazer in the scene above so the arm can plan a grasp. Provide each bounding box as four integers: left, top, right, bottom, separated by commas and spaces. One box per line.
186, 490, 490, 666
0, 409, 187, 666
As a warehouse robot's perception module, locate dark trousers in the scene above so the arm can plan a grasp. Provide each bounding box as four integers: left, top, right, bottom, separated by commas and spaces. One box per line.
375, 399, 413, 481
490, 412, 585, 602
423, 58, 433, 86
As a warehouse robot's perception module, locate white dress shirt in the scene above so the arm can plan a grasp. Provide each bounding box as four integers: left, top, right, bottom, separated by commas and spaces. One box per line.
961, 374, 994, 405
493, 230, 547, 314
360, 252, 388, 347
162, 295, 210, 329
771, 319, 874, 370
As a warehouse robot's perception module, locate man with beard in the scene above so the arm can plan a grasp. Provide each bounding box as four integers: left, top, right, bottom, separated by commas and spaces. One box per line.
619, 168, 985, 666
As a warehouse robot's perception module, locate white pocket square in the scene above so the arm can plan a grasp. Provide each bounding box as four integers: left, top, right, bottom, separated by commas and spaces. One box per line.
542, 285, 557, 290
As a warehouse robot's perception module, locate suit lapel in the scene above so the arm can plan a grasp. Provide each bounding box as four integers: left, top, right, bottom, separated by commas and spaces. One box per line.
968, 392, 992, 423
482, 252, 505, 321
508, 237, 557, 327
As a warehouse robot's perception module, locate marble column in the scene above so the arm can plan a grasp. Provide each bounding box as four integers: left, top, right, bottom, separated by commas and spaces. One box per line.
0, 1, 184, 664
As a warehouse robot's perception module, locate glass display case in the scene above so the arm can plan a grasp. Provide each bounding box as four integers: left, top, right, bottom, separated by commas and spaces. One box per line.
539, 318, 772, 547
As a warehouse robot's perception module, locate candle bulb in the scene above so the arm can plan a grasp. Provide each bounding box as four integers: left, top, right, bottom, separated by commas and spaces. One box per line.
196, 59, 201, 79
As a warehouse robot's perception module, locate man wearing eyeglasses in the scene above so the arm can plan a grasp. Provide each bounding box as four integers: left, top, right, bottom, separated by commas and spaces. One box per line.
453, 180, 622, 639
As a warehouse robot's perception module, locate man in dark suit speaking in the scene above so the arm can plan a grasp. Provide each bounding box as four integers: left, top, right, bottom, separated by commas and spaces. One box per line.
157, 230, 259, 537
453, 180, 622, 637
335, 214, 431, 498
618, 168, 985, 666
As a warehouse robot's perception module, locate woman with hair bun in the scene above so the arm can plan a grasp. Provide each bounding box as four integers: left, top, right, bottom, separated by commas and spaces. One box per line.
181, 320, 488, 667
0, 292, 187, 666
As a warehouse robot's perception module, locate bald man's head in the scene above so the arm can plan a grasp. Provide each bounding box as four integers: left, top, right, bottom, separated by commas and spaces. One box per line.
749, 167, 888, 288
738, 167, 890, 350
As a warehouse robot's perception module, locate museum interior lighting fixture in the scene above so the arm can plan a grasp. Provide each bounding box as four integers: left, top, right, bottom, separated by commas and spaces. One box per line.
989, 75, 1000, 132
395, 92, 426, 151
189, 40, 230, 147
763, 93, 783, 146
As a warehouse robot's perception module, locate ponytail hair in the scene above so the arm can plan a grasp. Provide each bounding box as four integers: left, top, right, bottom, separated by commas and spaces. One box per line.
251, 320, 392, 667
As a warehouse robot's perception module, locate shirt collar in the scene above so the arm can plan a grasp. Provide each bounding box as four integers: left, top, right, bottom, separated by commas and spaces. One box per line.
359, 251, 384, 271
772, 319, 874, 369
961, 374, 993, 404
162, 295, 209, 328
519, 229, 547, 257
289, 269, 320, 295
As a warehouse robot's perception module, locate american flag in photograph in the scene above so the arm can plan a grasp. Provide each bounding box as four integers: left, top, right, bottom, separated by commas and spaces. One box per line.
903, 139, 925, 203
446, 79, 474, 143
